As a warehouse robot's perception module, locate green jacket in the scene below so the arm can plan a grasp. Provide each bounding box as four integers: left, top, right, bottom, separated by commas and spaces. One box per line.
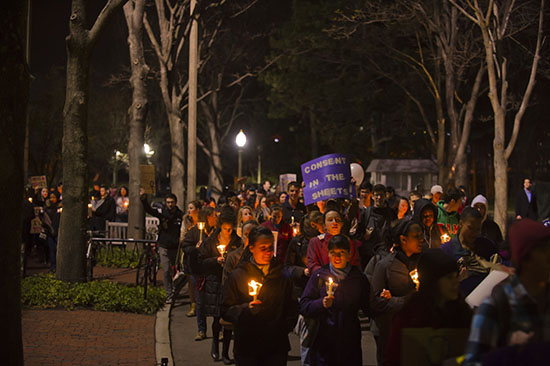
437, 201, 459, 238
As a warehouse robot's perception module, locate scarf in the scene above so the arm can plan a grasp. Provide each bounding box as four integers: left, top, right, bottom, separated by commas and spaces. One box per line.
251, 257, 270, 276
329, 263, 351, 282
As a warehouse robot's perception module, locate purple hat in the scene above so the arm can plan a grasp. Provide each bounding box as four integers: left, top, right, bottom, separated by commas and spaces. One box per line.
509, 219, 550, 265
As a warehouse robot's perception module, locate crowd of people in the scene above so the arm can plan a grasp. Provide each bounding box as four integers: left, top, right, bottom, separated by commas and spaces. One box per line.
21, 175, 550, 366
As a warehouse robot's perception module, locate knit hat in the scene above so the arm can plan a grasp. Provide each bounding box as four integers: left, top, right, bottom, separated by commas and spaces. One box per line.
417, 249, 458, 291
509, 218, 550, 265
431, 185, 443, 195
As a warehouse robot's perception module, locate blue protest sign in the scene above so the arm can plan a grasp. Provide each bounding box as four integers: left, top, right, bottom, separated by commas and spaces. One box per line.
301, 153, 352, 205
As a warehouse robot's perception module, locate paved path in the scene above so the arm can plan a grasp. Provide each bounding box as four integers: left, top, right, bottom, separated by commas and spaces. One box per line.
22, 309, 156, 366
169, 289, 378, 366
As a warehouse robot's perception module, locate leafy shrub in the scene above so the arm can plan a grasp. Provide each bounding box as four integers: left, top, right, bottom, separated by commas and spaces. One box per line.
95, 247, 142, 269
21, 274, 166, 314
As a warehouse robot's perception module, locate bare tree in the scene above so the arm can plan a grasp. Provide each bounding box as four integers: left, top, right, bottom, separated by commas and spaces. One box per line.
57, 0, 127, 282
0, 3, 29, 363
450, 0, 544, 233
123, 0, 148, 239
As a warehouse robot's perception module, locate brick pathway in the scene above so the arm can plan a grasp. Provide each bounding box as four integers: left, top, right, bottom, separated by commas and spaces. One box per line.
22, 309, 157, 366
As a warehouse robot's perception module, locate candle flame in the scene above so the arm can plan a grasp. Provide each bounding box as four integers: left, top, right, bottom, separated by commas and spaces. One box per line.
328, 277, 333, 285
123, 201, 129, 208
410, 269, 419, 290
293, 227, 298, 236
28, 197, 33, 203
248, 280, 262, 296
197, 222, 205, 230
217, 244, 226, 255
88, 203, 92, 208
441, 234, 451, 243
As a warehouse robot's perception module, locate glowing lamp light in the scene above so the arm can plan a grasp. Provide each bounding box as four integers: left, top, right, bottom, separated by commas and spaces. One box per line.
236, 129, 247, 148
248, 280, 262, 301
441, 233, 451, 244
410, 269, 419, 290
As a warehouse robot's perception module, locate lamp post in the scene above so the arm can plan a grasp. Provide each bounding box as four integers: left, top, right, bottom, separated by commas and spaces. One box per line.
113, 150, 122, 186
235, 130, 246, 179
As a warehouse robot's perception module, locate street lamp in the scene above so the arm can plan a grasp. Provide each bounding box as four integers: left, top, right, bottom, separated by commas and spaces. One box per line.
235, 129, 246, 179
113, 150, 122, 185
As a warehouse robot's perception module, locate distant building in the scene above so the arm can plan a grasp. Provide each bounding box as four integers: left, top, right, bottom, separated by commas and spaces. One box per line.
366, 159, 438, 196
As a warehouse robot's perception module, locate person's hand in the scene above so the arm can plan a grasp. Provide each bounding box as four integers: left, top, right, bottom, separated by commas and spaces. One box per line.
139, 188, 146, 199
217, 256, 225, 264
195, 240, 202, 248
322, 295, 334, 308
509, 331, 534, 346
458, 267, 469, 282
364, 227, 374, 240
303, 267, 310, 277
379, 289, 392, 299
249, 300, 262, 315
516, 215, 522, 220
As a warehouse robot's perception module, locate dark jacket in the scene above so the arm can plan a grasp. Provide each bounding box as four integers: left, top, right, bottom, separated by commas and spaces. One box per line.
44, 202, 61, 237
300, 265, 371, 366
355, 205, 396, 264
284, 235, 310, 297
141, 197, 183, 250
91, 195, 116, 231
282, 199, 306, 225
199, 229, 241, 317
261, 219, 293, 264
515, 188, 537, 220
384, 294, 472, 366
307, 233, 361, 274
413, 198, 447, 249
222, 259, 299, 359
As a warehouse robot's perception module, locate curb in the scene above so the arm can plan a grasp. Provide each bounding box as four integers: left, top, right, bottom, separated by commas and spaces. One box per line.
155, 302, 174, 366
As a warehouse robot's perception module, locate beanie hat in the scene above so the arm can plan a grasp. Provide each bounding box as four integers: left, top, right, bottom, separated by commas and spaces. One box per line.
509, 218, 550, 265
431, 185, 443, 195
470, 194, 489, 222
417, 249, 457, 292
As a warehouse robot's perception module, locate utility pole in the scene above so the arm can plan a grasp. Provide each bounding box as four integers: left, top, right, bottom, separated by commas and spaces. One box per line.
186, 0, 198, 204
23, 0, 32, 184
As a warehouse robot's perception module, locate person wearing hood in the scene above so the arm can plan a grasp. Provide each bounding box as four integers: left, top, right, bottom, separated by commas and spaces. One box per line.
222, 226, 299, 366
384, 249, 472, 366
413, 198, 450, 249
436, 187, 465, 239
471, 194, 503, 248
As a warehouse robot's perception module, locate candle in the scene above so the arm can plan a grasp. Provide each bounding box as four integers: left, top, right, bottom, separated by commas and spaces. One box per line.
88, 203, 92, 208
217, 244, 227, 256
28, 197, 33, 203
123, 200, 129, 208
248, 280, 262, 301
409, 269, 419, 290
440, 233, 451, 244
197, 221, 205, 242
327, 277, 335, 297
57, 207, 63, 213
292, 226, 298, 236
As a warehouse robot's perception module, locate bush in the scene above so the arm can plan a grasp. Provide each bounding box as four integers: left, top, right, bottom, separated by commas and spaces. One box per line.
21, 274, 166, 314
95, 247, 142, 269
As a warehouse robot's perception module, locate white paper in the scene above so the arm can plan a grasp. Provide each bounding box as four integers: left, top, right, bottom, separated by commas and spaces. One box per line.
272, 231, 278, 256
465, 270, 509, 308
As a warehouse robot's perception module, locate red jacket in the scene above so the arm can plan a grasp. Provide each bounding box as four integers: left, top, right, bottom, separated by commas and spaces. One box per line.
306, 233, 361, 273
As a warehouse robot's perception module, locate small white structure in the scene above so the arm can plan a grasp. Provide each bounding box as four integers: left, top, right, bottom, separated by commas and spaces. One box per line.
366, 159, 438, 196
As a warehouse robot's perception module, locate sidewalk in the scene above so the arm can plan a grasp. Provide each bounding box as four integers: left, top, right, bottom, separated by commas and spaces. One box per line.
22, 258, 162, 366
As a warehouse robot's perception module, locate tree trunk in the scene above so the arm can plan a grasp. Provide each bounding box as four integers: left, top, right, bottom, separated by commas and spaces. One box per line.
493, 112, 508, 235
207, 123, 223, 202
124, 0, 148, 240
169, 111, 185, 208
0, 2, 29, 363
436, 101, 446, 184
57, 0, 127, 282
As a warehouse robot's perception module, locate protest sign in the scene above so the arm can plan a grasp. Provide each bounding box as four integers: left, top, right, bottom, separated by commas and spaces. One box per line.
140, 165, 156, 195
301, 153, 352, 205
279, 174, 297, 192
29, 175, 47, 189
465, 270, 509, 308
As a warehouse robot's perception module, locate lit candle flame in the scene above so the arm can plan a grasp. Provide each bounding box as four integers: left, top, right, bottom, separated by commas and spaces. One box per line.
123, 201, 129, 208
410, 269, 419, 290
88, 203, 92, 208
197, 222, 205, 230
217, 244, 227, 256
57, 207, 63, 213
28, 197, 33, 203
327, 277, 335, 297
293, 227, 298, 236
441, 233, 451, 243
248, 280, 262, 301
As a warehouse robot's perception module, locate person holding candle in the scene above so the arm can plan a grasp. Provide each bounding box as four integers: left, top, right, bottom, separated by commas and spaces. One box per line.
412, 198, 450, 249
199, 208, 241, 362
370, 219, 423, 364
181, 206, 217, 336
222, 226, 299, 366
115, 186, 129, 222
237, 206, 256, 237
261, 205, 293, 264
384, 249, 472, 366
307, 209, 361, 274
436, 187, 465, 239
300, 234, 371, 366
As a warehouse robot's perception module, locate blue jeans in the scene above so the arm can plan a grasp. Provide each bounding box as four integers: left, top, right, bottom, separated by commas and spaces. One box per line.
192, 275, 207, 333
47, 236, 57, 271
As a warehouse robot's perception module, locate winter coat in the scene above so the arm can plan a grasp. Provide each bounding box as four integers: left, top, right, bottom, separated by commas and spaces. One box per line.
222, 259, 299, 360
413, 199, 448, 249
284, 235, 311, 297
436, 201, 460, 238
470, 195, 504, 247
384, 294, 472, 366
223, 244, 245, 284
199, 229, 241, 317
44, 201, 61, 237
91, 195, 116, 231
141, 197, 183, 250
307, 233, 361, 274
354, 205, 396, 266
300, 265, 371, 366
261, 220, 293, 264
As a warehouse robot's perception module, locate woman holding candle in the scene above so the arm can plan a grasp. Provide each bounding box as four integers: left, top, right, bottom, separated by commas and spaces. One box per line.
222, 226, 299, 366
370, 219, 423, 364
115, 186, 129, 222
300, 234, 371, 366
237, 206, 256, 237
383, 249, 472, 366
306, 209, 361, 274
199, 208, 241, 362
412, 198, 450, 249
261, 205, 293, 264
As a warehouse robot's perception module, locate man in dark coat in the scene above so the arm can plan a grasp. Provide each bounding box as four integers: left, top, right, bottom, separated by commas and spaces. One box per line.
222, 226, 298, 366
283, 181, 306, 225
140, 190, 183, 301
515, 178, 538, 220
90, 185, 116, 231
413, 198, 449, 249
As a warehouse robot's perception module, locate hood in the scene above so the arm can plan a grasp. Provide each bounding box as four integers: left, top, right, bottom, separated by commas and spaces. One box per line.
470, 194, 488, 222
413, 198, 438, 227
